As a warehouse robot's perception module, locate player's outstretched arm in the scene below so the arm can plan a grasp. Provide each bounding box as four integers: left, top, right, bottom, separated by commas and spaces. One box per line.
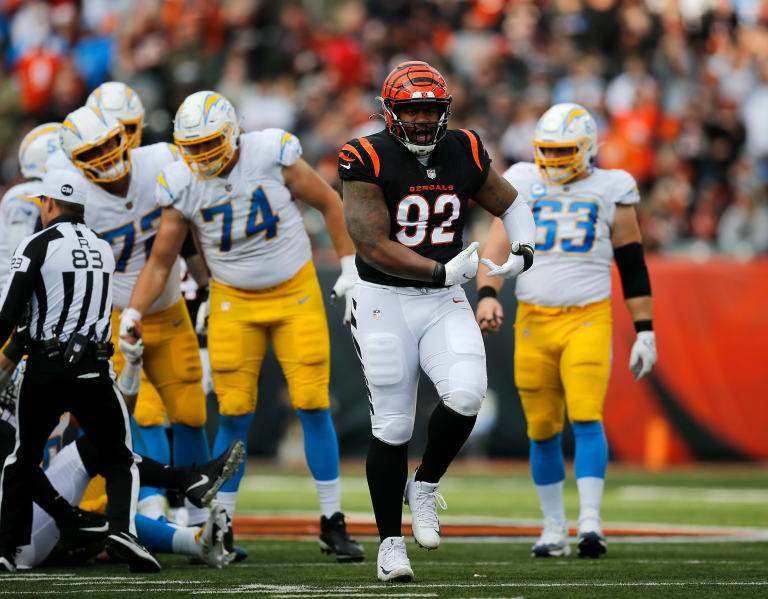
612, 204, 656, 380
476, 217, 508, 335
343, 180, 440, 283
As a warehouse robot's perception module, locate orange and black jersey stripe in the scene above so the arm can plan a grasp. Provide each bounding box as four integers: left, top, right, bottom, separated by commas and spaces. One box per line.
339, 128, 491, 288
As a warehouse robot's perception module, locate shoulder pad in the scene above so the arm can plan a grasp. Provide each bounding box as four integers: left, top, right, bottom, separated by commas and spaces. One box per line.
155, 160, 191, 207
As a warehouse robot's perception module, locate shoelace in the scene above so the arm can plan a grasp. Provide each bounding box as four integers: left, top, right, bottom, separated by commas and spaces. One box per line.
414, 488, 447, 529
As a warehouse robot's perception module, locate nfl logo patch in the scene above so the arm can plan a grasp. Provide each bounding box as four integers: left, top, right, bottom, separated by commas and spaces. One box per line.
225, 184, 233, 192
426, 168, 436, 179
372, 309, 381, 319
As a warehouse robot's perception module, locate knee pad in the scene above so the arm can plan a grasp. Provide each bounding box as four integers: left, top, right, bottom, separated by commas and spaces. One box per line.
289, 380, 329, 411
164, 382, 207, 428
215, 370, 256, 417
133, 383, 165, 428
443, 361, 486, 416
373, 413, 415, 446
527, 416, 565, 442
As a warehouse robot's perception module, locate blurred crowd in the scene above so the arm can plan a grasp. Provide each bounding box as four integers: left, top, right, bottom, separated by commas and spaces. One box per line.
2, 0, 768, 259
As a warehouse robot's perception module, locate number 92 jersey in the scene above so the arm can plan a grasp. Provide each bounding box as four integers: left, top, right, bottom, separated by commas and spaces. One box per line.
156, 129, 312, 290
504, 162, 640, 307
338, 128, 491, 287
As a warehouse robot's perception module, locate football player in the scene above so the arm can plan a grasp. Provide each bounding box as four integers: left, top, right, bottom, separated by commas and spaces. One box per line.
59, 104, 212, 526
476, 103, 657, 559
121, 91, 363, 562
86, 81, 145, 149
0, 123, 61, 297
339, 60, 535, 582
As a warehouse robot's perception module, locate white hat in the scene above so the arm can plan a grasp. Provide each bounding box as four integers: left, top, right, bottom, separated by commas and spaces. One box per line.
35, 169, 88, 206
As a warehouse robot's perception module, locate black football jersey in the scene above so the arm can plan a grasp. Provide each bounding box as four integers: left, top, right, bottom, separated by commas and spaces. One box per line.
339, 128, 491, 287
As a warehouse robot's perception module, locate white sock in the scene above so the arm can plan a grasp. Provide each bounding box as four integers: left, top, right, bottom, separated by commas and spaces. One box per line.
171, 526, 201, 557
576, 477, 604, 520
215, 491, 238, 518
137, 494, 166, 521
185, 500, 209, 527
314, 478, 341, 518
534, 481, 566, 526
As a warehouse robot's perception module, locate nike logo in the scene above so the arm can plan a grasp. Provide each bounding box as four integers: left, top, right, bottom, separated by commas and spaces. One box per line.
172, 320, 183, 327
462, 273, 473, 279
583, 321, 594, 327
380, 568, 393, 575
340, 163, 351, 169
452, 298, 464, 303
81, 522, 109, 533
77, 373, 99, 379
186, 474, 209, 492
298, 295, 310, 304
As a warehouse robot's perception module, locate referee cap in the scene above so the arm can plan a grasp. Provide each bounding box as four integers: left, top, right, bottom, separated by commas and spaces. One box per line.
35, 169, 88, 206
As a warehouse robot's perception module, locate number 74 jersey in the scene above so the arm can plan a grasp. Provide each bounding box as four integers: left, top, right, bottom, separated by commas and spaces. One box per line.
155, 129, 312, 290
504, 162, 640, 307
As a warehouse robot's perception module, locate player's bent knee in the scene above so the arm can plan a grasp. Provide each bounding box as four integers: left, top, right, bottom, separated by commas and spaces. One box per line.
443, 387, 484, 417
290, 384, 329, 411
443, 361, 486, 416
213, 370, 256, 416
133, 398, 166, 428
568, 401, 604, 423
166, 384, 207, 428
528, 419, 564, 442
373, 414, 415, 446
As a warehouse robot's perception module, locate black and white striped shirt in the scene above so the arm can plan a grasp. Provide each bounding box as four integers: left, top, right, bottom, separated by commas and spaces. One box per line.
0, 215, 115, 347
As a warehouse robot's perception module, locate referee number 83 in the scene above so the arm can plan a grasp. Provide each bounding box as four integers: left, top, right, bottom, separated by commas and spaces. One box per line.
71, 248, 103, 269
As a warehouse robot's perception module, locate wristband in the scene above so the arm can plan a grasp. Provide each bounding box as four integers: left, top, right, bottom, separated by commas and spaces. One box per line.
634, 320, 653, 333
431, 262, 446, 285
477, 286, 497, 300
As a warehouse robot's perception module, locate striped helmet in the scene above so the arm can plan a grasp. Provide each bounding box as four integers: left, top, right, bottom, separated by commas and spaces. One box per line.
378, 61, 452, 156
86, 82, 145, 149
18, 122, 61, 179
533, 103, 598, 185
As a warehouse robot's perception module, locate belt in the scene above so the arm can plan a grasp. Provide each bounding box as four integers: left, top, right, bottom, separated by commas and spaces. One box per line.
28, 337, 114, 362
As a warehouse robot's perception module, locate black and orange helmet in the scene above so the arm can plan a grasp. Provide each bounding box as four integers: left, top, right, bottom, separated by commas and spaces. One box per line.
378, 60, 452, 156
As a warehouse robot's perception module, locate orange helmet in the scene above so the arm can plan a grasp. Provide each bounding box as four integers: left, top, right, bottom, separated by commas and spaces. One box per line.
378, 60, 452, 156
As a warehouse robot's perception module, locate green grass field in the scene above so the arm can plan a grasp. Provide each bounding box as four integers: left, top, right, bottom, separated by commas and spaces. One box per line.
3, 461, 767, 598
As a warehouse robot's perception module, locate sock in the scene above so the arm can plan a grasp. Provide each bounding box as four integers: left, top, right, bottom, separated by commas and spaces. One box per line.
530, 434, 566, 525
215, 491, 238, 518
172, 525, 202, 557
296, 409, 340, 481
212, 413, 254, 498
366, 436, 408, 541
572, 421, 608, 521
135, 513, 174, 553
415, 402, 477, 484
130, 416, 148, 456
135, 456, 187, 490
185, 500, 209, 528
170, 423, 211, 467
137, 494, 166, 521
535, 481, 566, 526
314, 478, 341, 518
138, 425, 170, 503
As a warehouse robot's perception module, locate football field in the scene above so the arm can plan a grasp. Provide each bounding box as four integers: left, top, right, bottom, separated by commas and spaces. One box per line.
3, 461, 767, 598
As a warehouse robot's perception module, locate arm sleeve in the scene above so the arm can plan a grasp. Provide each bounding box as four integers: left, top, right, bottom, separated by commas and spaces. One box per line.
0, 238, 43, 345
338, 138, 379, 185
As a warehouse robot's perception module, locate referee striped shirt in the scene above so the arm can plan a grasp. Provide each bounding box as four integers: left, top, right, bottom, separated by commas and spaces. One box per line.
0, 215, 115, 347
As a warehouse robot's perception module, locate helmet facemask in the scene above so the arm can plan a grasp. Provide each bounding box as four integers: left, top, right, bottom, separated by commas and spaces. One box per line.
533, 138, 592, 185
72, 128, 131, 183
175, 123, 237, 180
119, 116, 144, 149
381, 98, 451, 156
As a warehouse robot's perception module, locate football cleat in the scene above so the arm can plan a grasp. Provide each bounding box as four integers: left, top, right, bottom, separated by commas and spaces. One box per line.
0, 549, 17, 573
198, 504, 228, 568
319, 512, 364, 562
221, 512, 248, 564
58, 506, 109, 548
183, 440, 245, 508
577, 508, 607, 558
377, 536, 413, 582
531, 517, 571, 557
404, 473, 446, 550
105, 531, 161, 573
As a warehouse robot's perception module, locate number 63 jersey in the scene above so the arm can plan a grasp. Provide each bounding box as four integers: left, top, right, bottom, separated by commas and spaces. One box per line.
504, 162, 640, 307
155, 129, 311, 289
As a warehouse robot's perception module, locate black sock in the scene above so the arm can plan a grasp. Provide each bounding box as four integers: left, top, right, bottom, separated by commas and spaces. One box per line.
415, 402, 477, 484
136, 455, 188, 491
31, 469, 74, 523
366, 436, 408, 541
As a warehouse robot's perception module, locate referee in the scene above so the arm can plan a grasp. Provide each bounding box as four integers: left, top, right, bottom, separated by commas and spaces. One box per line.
0, 169, 158, 573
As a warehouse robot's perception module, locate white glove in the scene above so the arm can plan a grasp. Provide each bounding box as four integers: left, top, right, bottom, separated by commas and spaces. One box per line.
118, 308, 144, 363
331, 255, 358, 325
629, 331, 657, 380
195, 286, 210, 336
480, 241, 526, 279
444, 241, 480, 286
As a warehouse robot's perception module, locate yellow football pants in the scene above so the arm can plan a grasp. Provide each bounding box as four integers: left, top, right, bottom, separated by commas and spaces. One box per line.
514, 298, 612, 441
208, 260, 330, 417
110, 298, 206, 428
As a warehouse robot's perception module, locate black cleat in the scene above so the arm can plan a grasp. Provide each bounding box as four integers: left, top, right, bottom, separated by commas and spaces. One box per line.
319, 512, 364, 562
184, 440, 245, 508
577, 532, 607, 558
58, 507, 109, 547
105, 531, 161, 573
221, 512, 248, 564
0, 548, 17, 573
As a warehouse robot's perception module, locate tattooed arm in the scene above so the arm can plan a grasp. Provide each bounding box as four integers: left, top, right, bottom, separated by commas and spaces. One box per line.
342, 180, 438, 282
473, 167, 519, 216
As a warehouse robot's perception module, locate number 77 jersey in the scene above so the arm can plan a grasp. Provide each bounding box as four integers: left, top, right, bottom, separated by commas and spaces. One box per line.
155, 129, 312, 289
504, 162, 641, 307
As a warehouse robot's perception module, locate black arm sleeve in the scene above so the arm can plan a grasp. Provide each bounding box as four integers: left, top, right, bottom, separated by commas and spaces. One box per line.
613, 242, 651, 298
180, 231, 198, 259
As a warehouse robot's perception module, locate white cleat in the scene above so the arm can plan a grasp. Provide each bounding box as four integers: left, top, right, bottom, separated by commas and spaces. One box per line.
531, 517, 571, 557
199, 505, 229, 568
577, 508, 606, 558
377, 536, 413, 582
404, 473, 446, 550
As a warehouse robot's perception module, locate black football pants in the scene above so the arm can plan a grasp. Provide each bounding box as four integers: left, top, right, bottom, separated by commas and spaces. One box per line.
0, 354, 137, 550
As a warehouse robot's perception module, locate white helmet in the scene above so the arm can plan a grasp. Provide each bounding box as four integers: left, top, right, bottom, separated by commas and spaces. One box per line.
173, 91, 239, 180
18, 122, 61, 179
533, 103, 598, 185
61, 106, 131, 183
85, 81, 145, 149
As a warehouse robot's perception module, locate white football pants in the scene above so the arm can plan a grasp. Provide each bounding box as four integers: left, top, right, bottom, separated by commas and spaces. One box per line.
350, 281, 487, 446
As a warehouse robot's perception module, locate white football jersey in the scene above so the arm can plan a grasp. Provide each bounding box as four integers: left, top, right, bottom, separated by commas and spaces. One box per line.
156, 129, 312, 289
504, 162, 640, 306
84, 143, 182, 312
0, 181, 42, 295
